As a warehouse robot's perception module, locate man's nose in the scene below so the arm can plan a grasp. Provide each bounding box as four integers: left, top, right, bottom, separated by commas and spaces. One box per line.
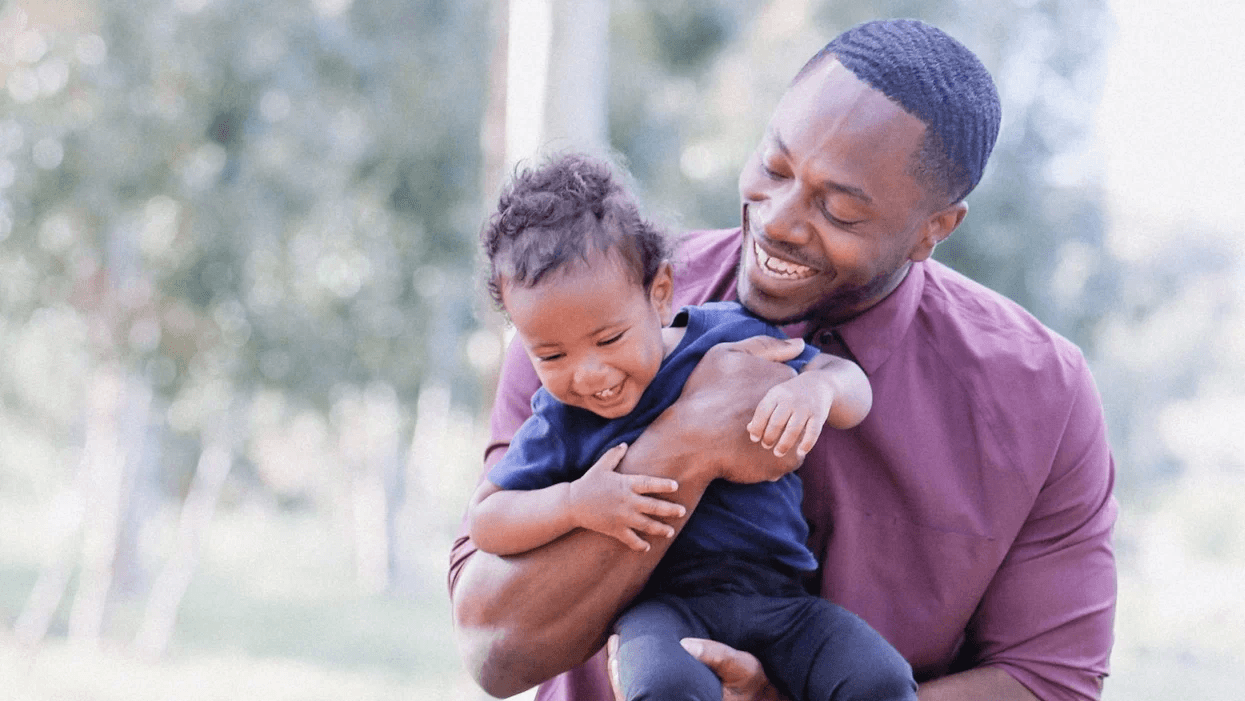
755, 184, 813, 246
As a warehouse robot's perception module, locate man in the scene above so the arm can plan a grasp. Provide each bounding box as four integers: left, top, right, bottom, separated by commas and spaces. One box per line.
450, 18, 1117, 701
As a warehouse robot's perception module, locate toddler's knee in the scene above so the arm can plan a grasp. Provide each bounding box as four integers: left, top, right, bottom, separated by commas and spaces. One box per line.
625, 678, 718, 701
623, 665, 720, 701
841, 656, 917, 701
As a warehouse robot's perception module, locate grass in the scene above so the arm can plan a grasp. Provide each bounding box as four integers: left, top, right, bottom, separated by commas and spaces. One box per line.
0, 495, 501, 701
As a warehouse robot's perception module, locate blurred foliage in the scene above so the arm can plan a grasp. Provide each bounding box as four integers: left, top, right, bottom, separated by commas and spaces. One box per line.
1, 0, 492, 512
2, 0, 489, 422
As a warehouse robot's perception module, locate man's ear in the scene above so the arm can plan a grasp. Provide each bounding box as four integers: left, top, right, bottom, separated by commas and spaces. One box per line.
909, 201, 968, 262
650, 261, 675, 326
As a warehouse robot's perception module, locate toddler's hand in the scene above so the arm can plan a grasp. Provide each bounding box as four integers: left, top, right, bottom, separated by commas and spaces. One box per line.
568, 443, 687, 551
746, 373, 834, 459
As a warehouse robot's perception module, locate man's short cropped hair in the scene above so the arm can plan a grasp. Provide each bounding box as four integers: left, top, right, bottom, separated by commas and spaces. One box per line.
797, 19, 1002, 204
482, 153, 670, 308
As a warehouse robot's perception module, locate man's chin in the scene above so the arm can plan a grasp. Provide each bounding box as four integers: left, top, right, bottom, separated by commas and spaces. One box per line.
737, 283, 813, 326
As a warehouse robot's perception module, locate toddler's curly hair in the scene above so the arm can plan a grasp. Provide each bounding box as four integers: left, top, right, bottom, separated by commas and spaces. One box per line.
482, 153, 670, 309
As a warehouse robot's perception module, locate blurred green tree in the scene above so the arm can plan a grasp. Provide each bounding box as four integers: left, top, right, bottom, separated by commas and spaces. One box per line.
2, 0, 492, 649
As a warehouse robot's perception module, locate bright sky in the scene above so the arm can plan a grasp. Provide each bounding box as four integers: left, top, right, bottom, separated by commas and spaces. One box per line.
1097, 0, 1245, 260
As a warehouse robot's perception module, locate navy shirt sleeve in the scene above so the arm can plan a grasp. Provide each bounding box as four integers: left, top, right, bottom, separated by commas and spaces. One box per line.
486, 389, 576, 491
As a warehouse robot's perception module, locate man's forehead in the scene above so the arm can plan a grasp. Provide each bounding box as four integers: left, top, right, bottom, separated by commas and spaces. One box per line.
778, 59, 912, 126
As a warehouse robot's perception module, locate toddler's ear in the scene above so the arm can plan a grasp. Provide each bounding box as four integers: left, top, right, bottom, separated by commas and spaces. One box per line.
650, 261, 675, 325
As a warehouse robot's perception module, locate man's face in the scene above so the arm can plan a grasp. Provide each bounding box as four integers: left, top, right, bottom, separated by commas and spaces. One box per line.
736, 59, 953, 327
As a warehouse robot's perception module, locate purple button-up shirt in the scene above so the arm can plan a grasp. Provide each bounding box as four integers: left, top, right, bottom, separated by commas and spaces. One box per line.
450, 228, 1117, 701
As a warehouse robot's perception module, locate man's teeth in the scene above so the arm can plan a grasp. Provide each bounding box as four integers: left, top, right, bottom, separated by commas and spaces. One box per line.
594, 385, 620, 399
754, 241, 814, 279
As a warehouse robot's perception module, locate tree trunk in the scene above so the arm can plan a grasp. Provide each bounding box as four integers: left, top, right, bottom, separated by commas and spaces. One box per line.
504, 0, 610, 166
12, 466, 90, 646
134, 420, 233, 658
66, 366, 151, 646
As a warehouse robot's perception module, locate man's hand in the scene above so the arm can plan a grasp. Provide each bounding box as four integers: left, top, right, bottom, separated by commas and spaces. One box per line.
721, 335, 808, 364
608, 634, 789, 701
569, 443, 687, 552
681, 639, 789, 701
670, 336, 806, 484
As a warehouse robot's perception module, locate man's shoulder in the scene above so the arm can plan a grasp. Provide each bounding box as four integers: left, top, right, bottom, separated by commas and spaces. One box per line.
922, 260, 1083, 358
912, 262, 1104, 498
917, 260, 1091, 404
670, 227, 742, 307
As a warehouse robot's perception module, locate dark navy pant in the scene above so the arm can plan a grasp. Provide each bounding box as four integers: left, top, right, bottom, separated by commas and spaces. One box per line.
614, 557, 917, 701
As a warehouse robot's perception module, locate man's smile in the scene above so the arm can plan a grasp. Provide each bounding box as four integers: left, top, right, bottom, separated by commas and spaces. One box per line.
743, 206, 822, 282
753, 238, 817, 280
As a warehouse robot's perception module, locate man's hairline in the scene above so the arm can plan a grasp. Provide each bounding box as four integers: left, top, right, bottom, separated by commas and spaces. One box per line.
776, 64, 959, 216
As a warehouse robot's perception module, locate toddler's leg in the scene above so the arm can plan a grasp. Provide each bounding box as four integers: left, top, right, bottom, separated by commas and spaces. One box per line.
755, 596, 917, 701
614, 595, 721, 701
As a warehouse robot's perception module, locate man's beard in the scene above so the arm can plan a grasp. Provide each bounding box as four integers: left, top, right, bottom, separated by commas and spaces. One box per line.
736, 258, 908, 328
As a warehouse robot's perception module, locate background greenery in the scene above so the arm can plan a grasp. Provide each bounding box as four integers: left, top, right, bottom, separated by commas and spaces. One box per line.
0, 0, 1241, 699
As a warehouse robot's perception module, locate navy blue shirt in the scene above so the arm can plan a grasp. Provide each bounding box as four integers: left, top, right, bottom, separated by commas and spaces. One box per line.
488, 301, 820, 573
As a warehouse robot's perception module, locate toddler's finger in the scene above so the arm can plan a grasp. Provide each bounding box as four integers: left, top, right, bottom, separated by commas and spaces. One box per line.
629, 475, 679, 494
617, 529, 650, 552
634, 517, 676, 539
638, 496, 686, 520
772, 418, 805, 457
797, 421, 822, 457
747, 397, 778, 442
761, 406, 793, 449
587, 442, 629, 474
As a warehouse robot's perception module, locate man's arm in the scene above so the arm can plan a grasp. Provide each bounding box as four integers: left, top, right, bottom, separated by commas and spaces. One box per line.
451, 337, 806, 697
956, 360, 1117, 700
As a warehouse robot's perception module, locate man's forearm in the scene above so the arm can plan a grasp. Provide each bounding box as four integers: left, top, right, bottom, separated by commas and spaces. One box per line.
452, 415, 716, 697
453, 528, 660, 696
918, 668, 1039, 701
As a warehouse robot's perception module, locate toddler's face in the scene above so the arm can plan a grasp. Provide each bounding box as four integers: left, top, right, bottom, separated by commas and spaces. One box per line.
502, 251, 672, 419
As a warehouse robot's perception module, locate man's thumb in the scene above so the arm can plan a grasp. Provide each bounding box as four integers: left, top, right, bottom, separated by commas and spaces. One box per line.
728, 335, 805, 362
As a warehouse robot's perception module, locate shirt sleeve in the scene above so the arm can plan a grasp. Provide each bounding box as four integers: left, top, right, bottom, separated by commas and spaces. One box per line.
447, 334, 542, 597
966, 359, 1118, 701
488, 402, 574, 491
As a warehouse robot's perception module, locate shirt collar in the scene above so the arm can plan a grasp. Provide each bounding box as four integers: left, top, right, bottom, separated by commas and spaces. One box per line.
833, 261, 926, 375
760, 262, 927, 377
688, 229, 926, 376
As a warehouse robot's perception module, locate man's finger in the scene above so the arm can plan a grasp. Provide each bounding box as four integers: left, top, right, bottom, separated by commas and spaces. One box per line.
680, 637, 767, 689
607, 634, 626, 701
721, 335, 805, 362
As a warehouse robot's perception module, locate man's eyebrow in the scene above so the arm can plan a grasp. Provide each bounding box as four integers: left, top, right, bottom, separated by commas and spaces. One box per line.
768, 127, 793, 159
768, 128, 874, 205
